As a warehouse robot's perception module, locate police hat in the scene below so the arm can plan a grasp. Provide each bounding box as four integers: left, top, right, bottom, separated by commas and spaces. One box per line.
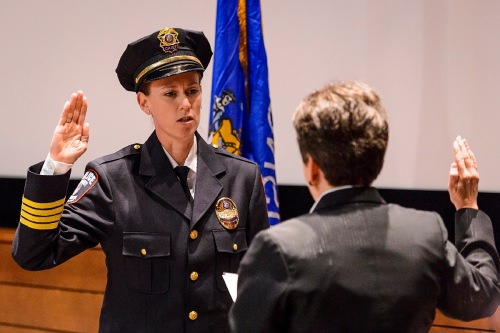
116, 27, 213, 92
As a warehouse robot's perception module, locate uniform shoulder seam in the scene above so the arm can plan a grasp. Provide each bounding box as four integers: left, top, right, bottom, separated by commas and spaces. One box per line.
94, 143, 143, 164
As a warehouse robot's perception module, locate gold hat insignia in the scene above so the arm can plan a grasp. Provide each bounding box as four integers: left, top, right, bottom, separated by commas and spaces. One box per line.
157, 27, 179, 54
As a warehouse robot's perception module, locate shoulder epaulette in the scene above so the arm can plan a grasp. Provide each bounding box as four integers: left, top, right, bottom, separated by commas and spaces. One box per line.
94, 143, 143, 165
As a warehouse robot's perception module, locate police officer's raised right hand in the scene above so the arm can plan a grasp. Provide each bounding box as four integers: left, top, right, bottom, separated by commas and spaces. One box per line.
49, 90, 90, 164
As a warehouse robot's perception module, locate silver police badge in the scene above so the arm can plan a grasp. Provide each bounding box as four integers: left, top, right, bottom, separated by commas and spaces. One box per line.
215, 197, 239, 230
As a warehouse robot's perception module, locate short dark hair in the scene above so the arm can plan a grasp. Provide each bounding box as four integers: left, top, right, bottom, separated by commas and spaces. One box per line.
137, 81, 152, 95
292, 81, 389, 186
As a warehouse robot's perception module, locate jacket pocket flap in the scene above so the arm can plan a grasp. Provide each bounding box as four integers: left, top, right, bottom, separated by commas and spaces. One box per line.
123, 232, 171, 258
213, 229, 248, 254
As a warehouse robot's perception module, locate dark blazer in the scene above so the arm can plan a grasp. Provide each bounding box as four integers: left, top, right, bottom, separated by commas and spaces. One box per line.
12, 131, 270, 333
230, 187, 500, 333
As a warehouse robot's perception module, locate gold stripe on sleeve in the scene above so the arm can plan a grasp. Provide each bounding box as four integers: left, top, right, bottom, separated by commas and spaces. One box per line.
22, 196, 65, 209
20, 196, 66, 230
21, 203, 64, 216
20, 216, 59, 230
20, 210, 63, 223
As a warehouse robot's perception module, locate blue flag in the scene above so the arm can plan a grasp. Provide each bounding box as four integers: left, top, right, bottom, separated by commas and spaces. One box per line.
208, 0, 280, 225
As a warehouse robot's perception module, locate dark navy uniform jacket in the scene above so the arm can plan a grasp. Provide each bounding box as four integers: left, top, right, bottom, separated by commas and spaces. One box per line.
12, 131, 270, 333
230, 187, 500, 333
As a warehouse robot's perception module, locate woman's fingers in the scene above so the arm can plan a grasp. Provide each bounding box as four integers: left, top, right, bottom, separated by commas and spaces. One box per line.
59, 91, 86, 126
77, 96, 88, 126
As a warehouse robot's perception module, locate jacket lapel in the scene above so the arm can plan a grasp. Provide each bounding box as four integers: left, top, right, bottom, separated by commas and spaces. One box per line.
191, 133, 225, 227
139, 132, 193, 220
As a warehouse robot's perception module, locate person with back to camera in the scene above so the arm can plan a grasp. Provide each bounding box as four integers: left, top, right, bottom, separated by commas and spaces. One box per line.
229, 81, 500, 333
11, 26, 270, 333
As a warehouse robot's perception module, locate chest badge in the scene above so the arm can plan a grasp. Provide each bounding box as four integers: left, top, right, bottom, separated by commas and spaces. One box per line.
215, 197, 239, 230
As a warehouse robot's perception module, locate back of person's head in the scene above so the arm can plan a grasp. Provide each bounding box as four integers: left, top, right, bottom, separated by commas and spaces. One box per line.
292, 81, 389, 186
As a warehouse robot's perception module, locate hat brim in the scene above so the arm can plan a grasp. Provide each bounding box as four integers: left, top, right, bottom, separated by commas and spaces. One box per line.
138, 62, 204, 91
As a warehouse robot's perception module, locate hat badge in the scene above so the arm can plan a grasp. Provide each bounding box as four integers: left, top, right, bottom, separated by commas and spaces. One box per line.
157, 27, 179, 54
215, 197, 239, 230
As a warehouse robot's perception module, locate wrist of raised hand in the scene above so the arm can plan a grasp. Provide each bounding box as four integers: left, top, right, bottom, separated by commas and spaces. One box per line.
41, 153, 73, 175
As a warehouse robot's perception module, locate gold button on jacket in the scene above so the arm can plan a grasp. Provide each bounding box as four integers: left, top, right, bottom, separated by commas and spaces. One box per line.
189, 311, 198, 321
190, 230, 199, 240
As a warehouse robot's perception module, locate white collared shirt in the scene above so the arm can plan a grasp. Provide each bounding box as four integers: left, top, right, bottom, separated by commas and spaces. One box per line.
163, 136, 198, 199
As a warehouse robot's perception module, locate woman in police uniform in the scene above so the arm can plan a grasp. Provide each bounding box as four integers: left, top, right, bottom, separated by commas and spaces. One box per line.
12, 27, 269, 333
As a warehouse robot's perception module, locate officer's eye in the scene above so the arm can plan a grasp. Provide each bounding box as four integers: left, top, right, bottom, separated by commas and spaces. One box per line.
164, 91, 176, 97
186, 88, 199, 96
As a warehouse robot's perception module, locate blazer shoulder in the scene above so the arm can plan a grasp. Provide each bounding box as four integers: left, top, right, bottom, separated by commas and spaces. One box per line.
253, 216, 329, 262
92, 143, 143, 165
262, 216, 313, 244
386, 203, 446, 239
387, 203, 442, 220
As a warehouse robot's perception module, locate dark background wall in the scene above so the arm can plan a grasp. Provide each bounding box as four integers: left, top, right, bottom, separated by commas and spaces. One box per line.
2, 178, 499, 246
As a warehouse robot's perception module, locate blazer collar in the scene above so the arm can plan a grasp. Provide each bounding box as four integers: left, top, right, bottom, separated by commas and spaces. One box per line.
192, 135, 226, 225
138, 131, 226, 176
139, 131, 171, 177
138, 131, 226, 225
312, 187, 386, 213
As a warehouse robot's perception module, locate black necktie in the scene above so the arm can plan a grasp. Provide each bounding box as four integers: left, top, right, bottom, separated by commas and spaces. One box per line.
174, 166, 193, 203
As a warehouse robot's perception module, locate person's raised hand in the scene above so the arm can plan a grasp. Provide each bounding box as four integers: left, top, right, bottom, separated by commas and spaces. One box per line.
448, 136, 479, 210
49, 91, 90, 164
